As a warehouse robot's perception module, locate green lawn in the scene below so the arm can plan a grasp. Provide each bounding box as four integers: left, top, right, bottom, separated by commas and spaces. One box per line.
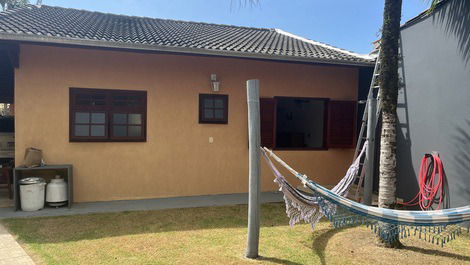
2, 203, 470, 265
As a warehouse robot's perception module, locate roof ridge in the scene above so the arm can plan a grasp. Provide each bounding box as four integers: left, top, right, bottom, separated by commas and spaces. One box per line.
275, 29, 373, 60
28, 4, 273, 32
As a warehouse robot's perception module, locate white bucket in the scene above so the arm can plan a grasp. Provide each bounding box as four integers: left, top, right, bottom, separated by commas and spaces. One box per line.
20, 181, 46, 211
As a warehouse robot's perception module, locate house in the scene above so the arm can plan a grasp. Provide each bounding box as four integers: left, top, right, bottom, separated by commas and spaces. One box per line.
396, 0, 470, 208
0, 5, 374, 203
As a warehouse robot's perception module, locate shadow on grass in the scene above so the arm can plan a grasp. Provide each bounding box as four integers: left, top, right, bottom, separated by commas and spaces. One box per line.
257, 256, 304, 265
311, 226, 347, 265
310, 226, 470, 265
2, 203, 293, 244
5, 203, 470, 265
403, 246, 470, 262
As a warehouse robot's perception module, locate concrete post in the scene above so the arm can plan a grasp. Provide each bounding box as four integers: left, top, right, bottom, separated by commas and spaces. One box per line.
364, 97, 377, 205
246, 79, 261, 259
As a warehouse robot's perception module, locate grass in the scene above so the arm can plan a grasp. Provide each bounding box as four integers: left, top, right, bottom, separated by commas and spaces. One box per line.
1, 203, 470, 265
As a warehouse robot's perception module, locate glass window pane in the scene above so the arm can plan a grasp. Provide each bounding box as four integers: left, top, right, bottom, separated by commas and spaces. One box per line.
129, 126, 142, 137
214, 99, 224, 108
74, 125, 89, 136
91, 113, 106, 124
75, 112, 89, 123
128, 114, 142, 125
113, 125, 127, 137
113, 113, 127, 124
204, 109, 213, 119
91, 125, 105, 136
204, 98, 213, 108
214, 109, 224, 119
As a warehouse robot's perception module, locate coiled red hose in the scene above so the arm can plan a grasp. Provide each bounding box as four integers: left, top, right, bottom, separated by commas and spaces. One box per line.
400, 153, 447, 210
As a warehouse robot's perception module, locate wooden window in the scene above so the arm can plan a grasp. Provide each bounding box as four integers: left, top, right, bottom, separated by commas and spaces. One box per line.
199, 94, 228, 124
109, 92, 146, 140
70, 88, 147, 142
327, 100, 357, 148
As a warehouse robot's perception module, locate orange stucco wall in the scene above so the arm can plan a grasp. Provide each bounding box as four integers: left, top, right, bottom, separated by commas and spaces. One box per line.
15, 44, 358, 202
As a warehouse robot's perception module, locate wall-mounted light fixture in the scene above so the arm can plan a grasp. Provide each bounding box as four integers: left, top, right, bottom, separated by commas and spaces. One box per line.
211, 74, 220, 92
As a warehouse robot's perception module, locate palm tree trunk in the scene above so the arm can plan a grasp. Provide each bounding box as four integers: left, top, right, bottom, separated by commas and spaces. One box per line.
378, 0, 402, 248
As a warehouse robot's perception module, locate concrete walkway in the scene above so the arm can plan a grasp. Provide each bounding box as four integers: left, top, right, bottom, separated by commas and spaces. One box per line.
0, 191, 283, 219
0, 224, 35, 265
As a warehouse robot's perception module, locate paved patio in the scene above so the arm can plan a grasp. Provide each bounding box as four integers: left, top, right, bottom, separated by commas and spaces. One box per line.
0, 191, 283, 219
0, 223, 35, 265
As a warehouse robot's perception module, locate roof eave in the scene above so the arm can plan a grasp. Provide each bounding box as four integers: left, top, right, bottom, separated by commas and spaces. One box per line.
0, 33, 375, 67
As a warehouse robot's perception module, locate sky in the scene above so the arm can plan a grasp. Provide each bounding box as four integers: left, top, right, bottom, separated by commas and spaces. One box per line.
42, 0, 430, 54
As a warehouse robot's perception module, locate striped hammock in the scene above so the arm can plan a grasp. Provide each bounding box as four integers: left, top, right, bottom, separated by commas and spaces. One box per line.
261, 147, 470, 246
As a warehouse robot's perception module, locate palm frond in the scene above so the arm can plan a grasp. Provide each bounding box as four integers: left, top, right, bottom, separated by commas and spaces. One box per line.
427, 0, 441, 13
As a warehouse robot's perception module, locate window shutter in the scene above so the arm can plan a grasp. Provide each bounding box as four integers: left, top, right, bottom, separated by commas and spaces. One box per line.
260, 98, 276, 148
69, 88, 147, 142
327, 100, 357, 148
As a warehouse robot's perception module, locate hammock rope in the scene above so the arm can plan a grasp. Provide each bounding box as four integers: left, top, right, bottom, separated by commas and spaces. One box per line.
262, 143, 367, 229
261, 147, 470, 246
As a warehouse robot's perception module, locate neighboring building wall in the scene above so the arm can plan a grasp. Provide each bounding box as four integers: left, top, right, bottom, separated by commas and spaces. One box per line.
15, 44, 358, 202
397, 0, 470, 207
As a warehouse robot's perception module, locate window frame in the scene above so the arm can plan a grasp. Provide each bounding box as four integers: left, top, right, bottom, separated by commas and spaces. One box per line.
198, 94, 229, 124
69, 88, 147, 142
272, 96, 329, 151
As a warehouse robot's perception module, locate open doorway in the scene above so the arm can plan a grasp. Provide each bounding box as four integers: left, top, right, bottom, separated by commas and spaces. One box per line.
261, 97, 357, 150
275, 97, 327, 149
0, 44, 16, 208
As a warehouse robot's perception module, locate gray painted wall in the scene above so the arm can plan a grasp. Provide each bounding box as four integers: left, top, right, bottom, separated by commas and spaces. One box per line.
397, 0, 470, 208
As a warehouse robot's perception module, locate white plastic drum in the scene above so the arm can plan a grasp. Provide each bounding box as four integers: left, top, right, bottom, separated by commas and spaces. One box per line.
46, 177, 68, 207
